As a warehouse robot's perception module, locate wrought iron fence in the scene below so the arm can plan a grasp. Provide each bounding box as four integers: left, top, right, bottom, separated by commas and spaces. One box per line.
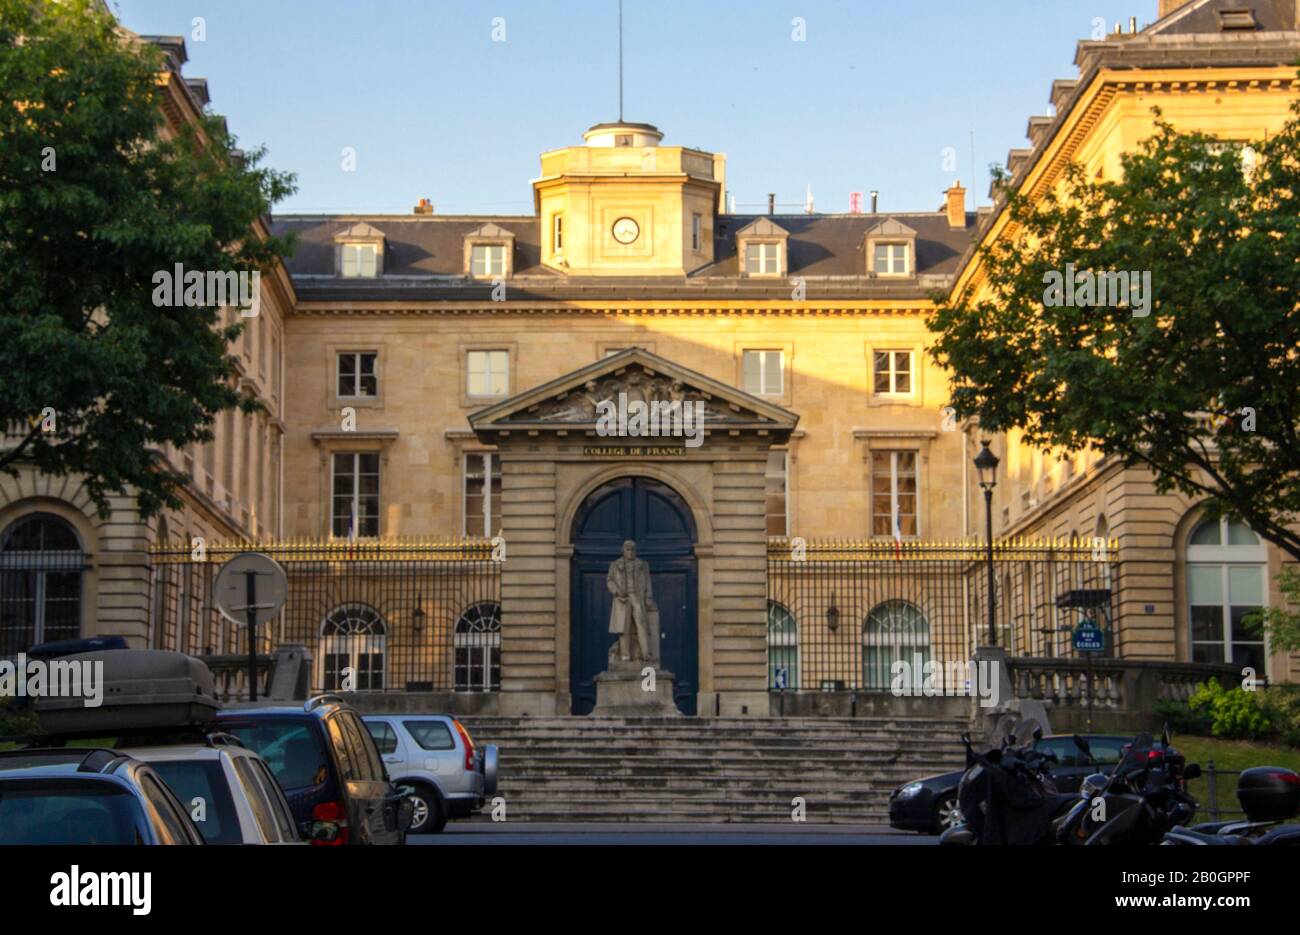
148, 538, 501, 694
766, 537, 1119, 693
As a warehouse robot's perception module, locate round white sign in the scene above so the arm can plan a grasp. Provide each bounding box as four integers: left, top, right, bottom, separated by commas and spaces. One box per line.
213, 552, 288, 626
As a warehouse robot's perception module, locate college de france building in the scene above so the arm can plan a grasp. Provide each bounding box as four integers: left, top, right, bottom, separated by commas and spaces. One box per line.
2, 0, 1298, 721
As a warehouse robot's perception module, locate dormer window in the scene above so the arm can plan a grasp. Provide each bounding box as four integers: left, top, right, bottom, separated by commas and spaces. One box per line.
463, 222, 516, 279
735, 217, 789, 278
333, 222, 386, 278
873, 243, 910, 276
471, 244, 507, 277
341, 243, 379, 278
864, 218, 917, 279
745, 243, 781, 275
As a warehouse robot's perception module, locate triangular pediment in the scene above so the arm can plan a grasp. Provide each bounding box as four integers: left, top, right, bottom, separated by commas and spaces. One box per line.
465, 222, 515, 241
734, 217, 789, 239
333, 221, 385, 242
468, 347, 799, 438
863, 217, 917, 239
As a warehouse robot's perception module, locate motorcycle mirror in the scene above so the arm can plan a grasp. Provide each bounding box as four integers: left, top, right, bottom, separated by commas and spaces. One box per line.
1183, 763, 1202, 781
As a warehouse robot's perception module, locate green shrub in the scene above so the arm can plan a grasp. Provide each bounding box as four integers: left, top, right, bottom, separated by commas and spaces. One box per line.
1188, 680, 1275, 740
1260, 685, 1300, 749
1154, 698, 1213, 735
0, 697, 40, 740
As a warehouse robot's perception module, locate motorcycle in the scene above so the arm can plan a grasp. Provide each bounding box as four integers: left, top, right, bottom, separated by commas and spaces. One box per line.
938, 720, 1079, 845
1162, 765, 1300, 845
1055, 728, 1199, 845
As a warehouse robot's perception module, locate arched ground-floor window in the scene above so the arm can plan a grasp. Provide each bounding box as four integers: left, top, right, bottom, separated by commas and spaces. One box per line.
863, 600, 930, 692
319, 603, 387, 691
0, 513, 85, 654
1186, 517, 1267, 675
455, 601, 501, 691
767, 601, 799, 690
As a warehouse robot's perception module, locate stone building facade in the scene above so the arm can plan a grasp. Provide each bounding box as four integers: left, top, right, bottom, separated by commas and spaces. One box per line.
2, 0, 1298, 715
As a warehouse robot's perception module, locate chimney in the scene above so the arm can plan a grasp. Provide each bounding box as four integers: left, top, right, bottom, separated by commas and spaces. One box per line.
1157, 0, 1195, 18
767, 193, 776, 215
870, 190, 879, 214
413, 197, 433, 215
944, 181, 967, 229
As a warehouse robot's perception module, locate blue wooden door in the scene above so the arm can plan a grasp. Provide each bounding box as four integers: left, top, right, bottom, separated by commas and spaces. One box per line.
570, 477, 698, 715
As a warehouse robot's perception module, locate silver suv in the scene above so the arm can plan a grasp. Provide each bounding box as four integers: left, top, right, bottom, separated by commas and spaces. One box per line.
363, 715, 498, 834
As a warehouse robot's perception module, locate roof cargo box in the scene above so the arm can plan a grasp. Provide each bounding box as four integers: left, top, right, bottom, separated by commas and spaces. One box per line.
33, 650, 219, 736
1237, 767, 1300, 823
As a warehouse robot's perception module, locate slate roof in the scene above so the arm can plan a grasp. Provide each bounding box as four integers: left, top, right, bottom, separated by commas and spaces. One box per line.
1148, 0, 1298, 35
272, 211, 976, 303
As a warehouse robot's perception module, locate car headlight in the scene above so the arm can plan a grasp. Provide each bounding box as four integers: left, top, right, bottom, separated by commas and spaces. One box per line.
897, 782, 924, 799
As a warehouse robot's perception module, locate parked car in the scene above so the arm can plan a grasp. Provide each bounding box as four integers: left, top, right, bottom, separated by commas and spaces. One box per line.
889, 734, 1141, 834
0, 748, 205, 845
122, 737, 304, 844
215, 695, 413, 845
363, 714, 499, 833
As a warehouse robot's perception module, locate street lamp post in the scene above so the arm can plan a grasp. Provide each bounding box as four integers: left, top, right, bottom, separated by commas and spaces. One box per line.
973, 440, 1000, 647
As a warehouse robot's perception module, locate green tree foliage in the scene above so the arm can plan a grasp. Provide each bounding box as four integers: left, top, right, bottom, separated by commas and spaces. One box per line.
0, 0, 295, 517
929, 94, 1300, 560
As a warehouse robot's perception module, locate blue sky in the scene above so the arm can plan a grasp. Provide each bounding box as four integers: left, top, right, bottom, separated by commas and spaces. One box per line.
114, 0, 1152, 215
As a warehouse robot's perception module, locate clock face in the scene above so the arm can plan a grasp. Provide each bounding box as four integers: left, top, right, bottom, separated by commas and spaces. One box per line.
611, 217, 640, 245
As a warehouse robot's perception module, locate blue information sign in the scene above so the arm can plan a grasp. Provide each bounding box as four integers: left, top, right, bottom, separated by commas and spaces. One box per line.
1072, 618, 1105, 653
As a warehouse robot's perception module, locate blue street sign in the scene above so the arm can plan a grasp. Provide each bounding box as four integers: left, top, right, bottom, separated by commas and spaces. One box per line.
1073, 618, 1105, 653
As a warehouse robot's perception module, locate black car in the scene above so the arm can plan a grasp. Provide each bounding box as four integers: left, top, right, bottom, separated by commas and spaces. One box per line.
216, 695, 413, 845
0, 748, 205, 845
889, 734, 1138, 834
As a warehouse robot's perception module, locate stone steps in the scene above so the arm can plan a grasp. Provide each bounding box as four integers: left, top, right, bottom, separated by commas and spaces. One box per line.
458, 715, 969, 823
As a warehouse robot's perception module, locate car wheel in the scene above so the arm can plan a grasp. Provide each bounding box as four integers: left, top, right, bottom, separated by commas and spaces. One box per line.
933, 795, 962, 834
400, 786, 446, 834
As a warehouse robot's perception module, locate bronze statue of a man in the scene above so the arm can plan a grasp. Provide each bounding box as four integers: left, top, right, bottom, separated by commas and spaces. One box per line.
607, 539, 656, 663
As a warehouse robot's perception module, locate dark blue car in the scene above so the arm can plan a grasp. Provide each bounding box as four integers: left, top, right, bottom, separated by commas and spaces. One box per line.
216, 695, 412, 846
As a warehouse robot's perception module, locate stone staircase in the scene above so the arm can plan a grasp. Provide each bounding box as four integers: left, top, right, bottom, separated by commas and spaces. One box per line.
458, 716, 970, 824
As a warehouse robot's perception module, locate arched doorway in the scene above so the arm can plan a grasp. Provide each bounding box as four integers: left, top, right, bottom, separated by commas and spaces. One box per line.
569, 477, 698, 715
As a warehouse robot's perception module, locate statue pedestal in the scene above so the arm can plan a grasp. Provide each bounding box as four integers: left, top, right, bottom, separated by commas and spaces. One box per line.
591, 665, 681, 717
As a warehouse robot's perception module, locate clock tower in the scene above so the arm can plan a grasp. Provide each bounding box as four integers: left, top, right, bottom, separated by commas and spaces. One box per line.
532, 122, 725, 276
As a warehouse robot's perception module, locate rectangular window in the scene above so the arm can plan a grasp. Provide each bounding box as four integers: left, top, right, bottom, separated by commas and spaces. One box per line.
874, 243, 909, 275
341, 243, 379, 278
331, 452, 380, 538
765, 450, 788, 537
744, 242, 781, 275
337, 352, 378, 398
742, 350, 783, 396
692, 214, 702, 252
871, 450, 918, 537
471, 244, 507, 277
466, 350, 509, 396
1190, 563, 1265, 669
464, 453, 502, 537
553, 215, 563, 252
873, 350, 913, 395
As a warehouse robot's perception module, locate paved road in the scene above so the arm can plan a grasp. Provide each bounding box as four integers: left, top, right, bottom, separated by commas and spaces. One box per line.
410, 822, 937, 845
